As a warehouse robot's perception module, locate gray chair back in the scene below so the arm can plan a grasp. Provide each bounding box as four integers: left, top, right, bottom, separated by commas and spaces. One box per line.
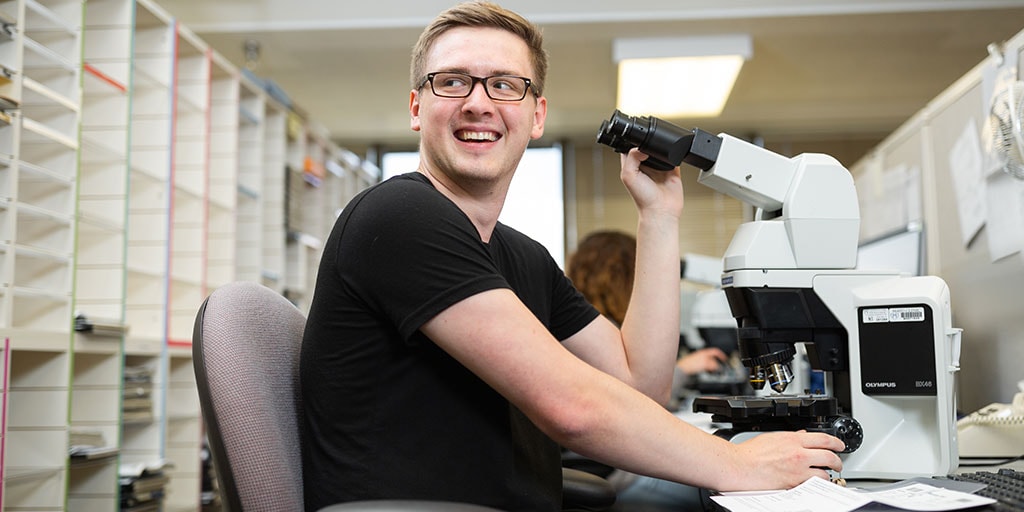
193, 281, 306, 512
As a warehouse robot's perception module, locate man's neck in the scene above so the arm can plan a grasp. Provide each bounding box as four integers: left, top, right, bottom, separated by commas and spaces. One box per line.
416, 168, 508, 243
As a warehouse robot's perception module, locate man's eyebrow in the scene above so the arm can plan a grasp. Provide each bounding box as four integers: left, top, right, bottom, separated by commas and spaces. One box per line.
434, 68, 524, 77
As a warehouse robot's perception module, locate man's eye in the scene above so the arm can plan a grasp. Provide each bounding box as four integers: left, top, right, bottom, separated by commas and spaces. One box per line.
441, 76, 467, 88
491, 79, 515, 90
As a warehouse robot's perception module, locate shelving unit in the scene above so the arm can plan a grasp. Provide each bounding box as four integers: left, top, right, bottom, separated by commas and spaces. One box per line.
1, 0, 82, 509
124, 0, 171, 355
163, 23, 210, 511
167, 24, 207, 348
260, 97, 286, 293
121, 5, 173, 512
71, 0, 133, 508
205, 52, 237, 297
0, 0, 377, 509
234, 77, 264, 286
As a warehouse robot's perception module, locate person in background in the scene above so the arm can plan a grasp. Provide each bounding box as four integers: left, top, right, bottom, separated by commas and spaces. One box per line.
566, 230, 728, 402
299, 2, 844, 511
566, 229, 729, 508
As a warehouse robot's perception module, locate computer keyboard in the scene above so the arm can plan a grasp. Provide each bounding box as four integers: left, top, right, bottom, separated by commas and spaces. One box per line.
946, 468, 1024, 511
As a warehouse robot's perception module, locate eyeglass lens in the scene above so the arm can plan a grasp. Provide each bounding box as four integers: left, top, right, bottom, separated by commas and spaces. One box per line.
429, 72, 529, 101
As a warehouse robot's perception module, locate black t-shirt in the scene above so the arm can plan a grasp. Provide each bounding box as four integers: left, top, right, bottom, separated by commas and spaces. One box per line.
300, 172, 599, 512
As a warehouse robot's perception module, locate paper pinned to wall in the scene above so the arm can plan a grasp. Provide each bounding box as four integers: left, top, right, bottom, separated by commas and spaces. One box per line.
947, 118, 988, 247
984, 171, 1024, 262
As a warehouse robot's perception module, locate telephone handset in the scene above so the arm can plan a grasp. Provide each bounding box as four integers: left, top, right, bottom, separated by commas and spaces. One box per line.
957, 381, 1024, 458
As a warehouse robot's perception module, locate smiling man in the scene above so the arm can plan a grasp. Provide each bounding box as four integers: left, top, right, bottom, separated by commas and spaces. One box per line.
299, 2, 845, 511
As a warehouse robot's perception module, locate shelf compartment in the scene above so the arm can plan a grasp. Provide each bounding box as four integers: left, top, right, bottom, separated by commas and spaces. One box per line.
124, 290, 166, 343
12, 241, 70, 288
74, 263, 125, 306
75, 218, 125, 266
172, 138, 206, 198
5, 348, 69, 507
71, 386, 121, 424
0, 121, 13, 160
16, 131, 76, 180
24, 0, 80, 36
68, 460, 119, 511
164, 351, 201, 508
10, 288, 71, 332
13, 203, 72, 254
3, 462, 66, 509
20, 33, 77, 75
81, 74, 128, 128
16, 169, 73, 217
76, 191, 126, 229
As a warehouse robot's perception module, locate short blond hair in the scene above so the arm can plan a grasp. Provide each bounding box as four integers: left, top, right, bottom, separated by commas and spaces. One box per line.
410, 1, 548, 95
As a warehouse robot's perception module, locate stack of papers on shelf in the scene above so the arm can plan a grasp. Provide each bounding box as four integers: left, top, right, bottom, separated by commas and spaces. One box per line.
123, 365, 154, 423
74, 313, 129, 336
120, 459, 174, 512
711, 476, 995, 512
68, 429, 119, 461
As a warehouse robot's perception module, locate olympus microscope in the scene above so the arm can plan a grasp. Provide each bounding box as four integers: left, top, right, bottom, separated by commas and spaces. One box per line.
597, 111, 962, 480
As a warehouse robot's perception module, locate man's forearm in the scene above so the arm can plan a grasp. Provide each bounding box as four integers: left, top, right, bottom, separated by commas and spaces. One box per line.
619, 211, 681, 402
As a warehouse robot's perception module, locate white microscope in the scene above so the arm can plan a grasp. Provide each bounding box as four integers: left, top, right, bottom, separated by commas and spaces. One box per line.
598, 111, 962, 480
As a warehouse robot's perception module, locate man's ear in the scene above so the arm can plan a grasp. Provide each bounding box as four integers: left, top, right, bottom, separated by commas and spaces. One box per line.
410, 89, 421, 132
530, 95, 547, 140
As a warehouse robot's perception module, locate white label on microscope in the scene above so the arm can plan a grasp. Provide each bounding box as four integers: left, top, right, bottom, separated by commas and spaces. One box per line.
863, 308, 890, 323
888, 307, 925, 322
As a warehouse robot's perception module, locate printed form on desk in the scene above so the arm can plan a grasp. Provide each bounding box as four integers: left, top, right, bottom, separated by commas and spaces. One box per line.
711, 476, 995, 512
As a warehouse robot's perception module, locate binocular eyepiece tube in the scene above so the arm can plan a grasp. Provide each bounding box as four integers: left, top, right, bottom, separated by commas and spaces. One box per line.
596, 110, 723, 172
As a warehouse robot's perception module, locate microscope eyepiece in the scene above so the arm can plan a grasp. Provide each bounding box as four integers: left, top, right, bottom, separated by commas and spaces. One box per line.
596, 110, 722, 171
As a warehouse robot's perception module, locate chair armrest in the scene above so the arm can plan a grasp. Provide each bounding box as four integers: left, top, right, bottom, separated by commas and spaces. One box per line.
561, 467, 616, 511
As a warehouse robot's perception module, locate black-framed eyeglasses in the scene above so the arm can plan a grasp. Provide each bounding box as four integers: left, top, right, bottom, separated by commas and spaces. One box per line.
420, 72, 536, 102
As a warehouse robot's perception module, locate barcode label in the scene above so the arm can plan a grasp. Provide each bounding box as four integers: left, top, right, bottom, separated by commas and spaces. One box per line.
889, 307, 925, 322
862, 306, 926, 323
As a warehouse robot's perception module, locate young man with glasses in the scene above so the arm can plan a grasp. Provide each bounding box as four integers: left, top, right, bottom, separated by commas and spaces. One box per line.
300, 2, 845, 511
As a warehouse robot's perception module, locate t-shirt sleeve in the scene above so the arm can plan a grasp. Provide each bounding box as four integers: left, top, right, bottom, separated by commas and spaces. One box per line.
333, 178, 510, 341
547, 260, 601, 341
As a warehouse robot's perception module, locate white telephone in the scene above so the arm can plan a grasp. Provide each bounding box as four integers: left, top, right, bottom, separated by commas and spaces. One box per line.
957, 380, 1024, 457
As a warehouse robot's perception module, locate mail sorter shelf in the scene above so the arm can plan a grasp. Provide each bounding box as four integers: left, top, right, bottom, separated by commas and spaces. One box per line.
235, 80, 265, 284
70, 8, 131, 510
69, 352, 122, 510
75, 64, 129, 338
126, 11, 173, 351
164, 352, 202, 510
5, 349, 71, 510
260, 103, 287, 291
168, 43, 210, 345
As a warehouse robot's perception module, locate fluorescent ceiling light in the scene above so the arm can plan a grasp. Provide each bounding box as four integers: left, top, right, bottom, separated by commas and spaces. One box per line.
614, 35, 752, 118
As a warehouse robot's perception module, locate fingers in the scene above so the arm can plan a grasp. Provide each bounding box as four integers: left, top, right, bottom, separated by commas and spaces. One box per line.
809, 467, 834, 482
797, 430, 847, 453
794, 431, 845, 473
735, 432, 848, 491
701, 347, 728, 365
810, 447, 844, 473
619, 148, 649, 171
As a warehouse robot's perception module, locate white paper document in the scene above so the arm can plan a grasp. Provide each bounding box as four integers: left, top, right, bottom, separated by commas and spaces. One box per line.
711, 476, 995, 512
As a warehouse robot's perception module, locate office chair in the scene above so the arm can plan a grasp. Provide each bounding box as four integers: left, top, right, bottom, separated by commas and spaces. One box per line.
193, 281, 612, 511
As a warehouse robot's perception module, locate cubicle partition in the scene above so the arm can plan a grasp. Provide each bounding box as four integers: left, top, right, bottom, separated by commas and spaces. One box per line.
851, 26, 1024, 413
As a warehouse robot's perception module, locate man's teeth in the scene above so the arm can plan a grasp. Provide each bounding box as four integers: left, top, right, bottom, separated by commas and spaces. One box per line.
458, 131, 498, 142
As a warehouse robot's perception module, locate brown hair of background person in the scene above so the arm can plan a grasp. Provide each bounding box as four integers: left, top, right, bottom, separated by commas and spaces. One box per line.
567, 230, 637, 326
